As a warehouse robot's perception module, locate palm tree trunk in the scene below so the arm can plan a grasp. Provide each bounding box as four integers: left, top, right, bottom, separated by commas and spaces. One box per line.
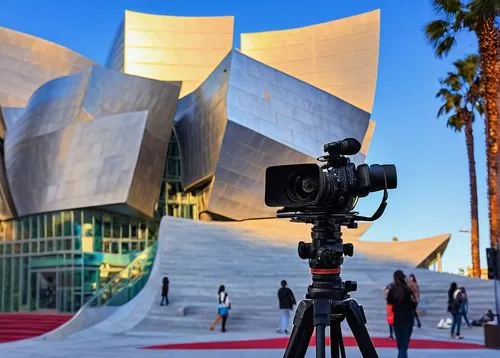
477, 20, 499, 248
464, 116, 481, 278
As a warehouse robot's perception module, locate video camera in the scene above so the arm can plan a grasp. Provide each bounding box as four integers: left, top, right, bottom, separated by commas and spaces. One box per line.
264, 138, 397, 226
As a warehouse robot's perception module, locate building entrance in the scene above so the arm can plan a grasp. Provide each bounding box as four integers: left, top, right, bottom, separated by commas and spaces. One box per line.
37, 272, 56, 310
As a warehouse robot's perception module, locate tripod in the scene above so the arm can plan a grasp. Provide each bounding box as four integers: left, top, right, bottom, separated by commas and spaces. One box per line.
283, 218, 378, 358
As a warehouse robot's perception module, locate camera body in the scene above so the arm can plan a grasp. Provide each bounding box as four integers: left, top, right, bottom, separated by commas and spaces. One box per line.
265, 138, 397, 214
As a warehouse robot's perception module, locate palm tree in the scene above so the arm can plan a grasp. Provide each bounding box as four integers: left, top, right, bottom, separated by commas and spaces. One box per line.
436, 54, 483, 277
425, 0, 500, 248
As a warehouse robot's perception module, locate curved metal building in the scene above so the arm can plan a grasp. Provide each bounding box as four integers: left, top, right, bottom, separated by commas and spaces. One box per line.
240, 10, 380, 113
0, 26, 94, 109
106, 10, 234, 99
3, 66, 181, 218
175, 50, 371, 220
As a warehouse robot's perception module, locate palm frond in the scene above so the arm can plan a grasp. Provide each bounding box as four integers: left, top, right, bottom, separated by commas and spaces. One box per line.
436, 36, 457, 57
432, 0, 464, 15
446, 113, 464, 131
425, 19, 452, 46
468, 0, 499, 23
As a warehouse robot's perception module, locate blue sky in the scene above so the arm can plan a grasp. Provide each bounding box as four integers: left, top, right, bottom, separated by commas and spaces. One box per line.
0, 1, 488, 273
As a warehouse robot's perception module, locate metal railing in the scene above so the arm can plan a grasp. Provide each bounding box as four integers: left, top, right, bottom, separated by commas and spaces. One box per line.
87, 242, 157, 307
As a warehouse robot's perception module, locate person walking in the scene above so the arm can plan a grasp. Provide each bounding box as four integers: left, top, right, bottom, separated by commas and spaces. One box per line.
408, 274, 421, 328
209, 285, 231, 332
160, 276, 169, 306
383, 283, 395, 340
450, 287, 466, 339
460, 287, 471, 328
447, 282, 457, 315
277, 280, 296, 334
387, 270, 415, 358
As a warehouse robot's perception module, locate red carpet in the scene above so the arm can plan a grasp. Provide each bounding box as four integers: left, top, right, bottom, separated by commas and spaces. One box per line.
143, 336, 483, 350
0, 313, 72, 343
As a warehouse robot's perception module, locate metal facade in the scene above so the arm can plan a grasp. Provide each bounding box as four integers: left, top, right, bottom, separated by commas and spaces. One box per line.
240, 10, 380, 113
107, 11, 234, 99
175, 50, 371, 220
0, 26, 94, 108
3, 66, 181, 218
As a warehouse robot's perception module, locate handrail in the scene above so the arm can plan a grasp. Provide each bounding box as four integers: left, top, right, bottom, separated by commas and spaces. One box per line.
86, 241, 158, 307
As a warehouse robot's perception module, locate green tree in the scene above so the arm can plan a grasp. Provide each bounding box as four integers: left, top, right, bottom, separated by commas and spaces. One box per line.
436, 54, 483, 277
425, 0, 499, 249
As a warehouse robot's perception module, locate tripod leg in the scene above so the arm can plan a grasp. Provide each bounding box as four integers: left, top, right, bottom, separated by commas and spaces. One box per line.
329, 320, 346, 358
337, 323, 346, 358
330, 320, 340, 358
284, 300, 314, 358
344, 299, 378, 358
316, 325, 326, 358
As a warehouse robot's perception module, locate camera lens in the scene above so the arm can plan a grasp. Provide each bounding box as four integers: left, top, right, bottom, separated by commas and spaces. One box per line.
301, 177, 316, 194
286, 169, 318, 203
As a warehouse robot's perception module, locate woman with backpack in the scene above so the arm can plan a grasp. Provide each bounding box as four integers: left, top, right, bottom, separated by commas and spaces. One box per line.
387, 270, 415, 358
209, 285, 231, 332
450, 286, 466, 339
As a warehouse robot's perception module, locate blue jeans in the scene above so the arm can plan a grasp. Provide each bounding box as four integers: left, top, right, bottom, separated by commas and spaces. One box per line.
160, 295, 169, 305
394, 322, 413, 358
279, 309, 292, 332
451, 313, 462, 336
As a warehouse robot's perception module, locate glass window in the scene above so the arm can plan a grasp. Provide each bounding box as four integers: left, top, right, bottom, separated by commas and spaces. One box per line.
112, 221, 120, 238
57, 239, 64, 252
104, 222, 111, 237
40, 215, 46, 238
39, 241, 45, 253
63, 211, 72, 236
131, 225, 137, 237
74, 210, 82, 237
4, 221, 13, 241
31, 242, 37, 253
103, 241, 110, 253
74, 237, 81, 251
130, 242, 138, 251
74, 271, 82, 287
111, 242, 119, 254
47, 240, 54, 252
46, 214, 53, 237
121, 224, 129, 238
14, 221, 21, 240
54, 213, 62, 237
121, 242, 129, 254
64, 239, 72, 251
31, 216, 38, 239
6, 243, 11, 254
22, 217, 30, 239
83, 211, 93, 236
22, 242, 29, 253
14, 243, 21, 254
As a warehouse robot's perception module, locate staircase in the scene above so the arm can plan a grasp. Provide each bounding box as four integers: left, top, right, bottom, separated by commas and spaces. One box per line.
130, 217, 495, 336
48, 216, 494, 340
0, 313, 71, 343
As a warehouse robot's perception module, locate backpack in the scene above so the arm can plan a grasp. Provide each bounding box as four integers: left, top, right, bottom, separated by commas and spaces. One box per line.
219, 292, 231, 310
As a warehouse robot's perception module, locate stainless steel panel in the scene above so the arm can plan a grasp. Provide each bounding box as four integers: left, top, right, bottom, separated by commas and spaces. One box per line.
0, 26, 94, 108
4, 65, 181, 218
174, 53, 232, 190
228, 51, 370, 163
176, 50, 371, 220
209, 121, 316, 220
106, 11, 234, 99
240, 10, 380, 113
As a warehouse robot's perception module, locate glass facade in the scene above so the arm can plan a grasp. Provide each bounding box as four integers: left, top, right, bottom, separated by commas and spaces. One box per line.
156, 130, 200, 221
0, 209, 156, 313
0, 130, 204, 314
